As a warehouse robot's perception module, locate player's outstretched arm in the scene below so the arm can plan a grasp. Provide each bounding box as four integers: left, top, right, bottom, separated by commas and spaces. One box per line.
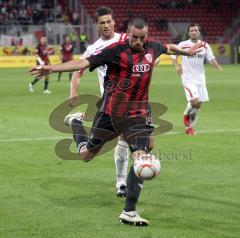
29, 59, 90, 77
210, 59, 223, 71
166, 43, 201, 56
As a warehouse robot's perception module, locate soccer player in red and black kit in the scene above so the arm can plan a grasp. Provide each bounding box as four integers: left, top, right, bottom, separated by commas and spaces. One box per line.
57, 35, 74, 82
30, 18, 201, 226
29, 36, 52, 94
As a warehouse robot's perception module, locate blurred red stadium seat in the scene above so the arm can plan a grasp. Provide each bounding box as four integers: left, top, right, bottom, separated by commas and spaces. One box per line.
81, 0, 239, 43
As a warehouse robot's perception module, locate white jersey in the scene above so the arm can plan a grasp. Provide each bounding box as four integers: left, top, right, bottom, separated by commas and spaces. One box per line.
81, 33, 121, 95
173, 39, 215, 84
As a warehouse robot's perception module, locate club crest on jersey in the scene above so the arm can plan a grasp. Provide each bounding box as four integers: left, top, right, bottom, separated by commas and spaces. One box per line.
145, 53, 152, 63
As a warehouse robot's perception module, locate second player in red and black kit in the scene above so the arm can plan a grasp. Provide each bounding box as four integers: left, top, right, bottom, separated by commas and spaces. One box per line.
57, 35, 74, 81
29, 36, 52, 94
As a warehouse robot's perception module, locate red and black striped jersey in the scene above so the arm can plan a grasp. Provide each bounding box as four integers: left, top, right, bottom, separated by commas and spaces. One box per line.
87, 39, 167, 117
36, 43, 49, 64
61, 42, 74, 62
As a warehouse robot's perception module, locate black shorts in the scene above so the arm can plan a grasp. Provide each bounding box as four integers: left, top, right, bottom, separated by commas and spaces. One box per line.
86, 111, 154, 154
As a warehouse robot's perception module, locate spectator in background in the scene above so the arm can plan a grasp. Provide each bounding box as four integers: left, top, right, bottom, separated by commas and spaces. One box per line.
72, 11, 79, 25
32, 8, 39, 25
35, 2, 42, 12
55, 3, 63, 22
0, 14, 4, 24
0, 0, 64, 25
63, 13, 70, 24
79, 32, 88, 53
22, 46, 30, 55
65, 8, 73, 24
26, 6, 33, 21
70, 30, 78, 49
18, 7, 28, 24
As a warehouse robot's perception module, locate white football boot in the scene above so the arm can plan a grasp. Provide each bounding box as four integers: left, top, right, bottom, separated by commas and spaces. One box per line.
119, 210, 149, 226
28, 83, 34, 92
43, 89, 51, 94
64, 112, 85, 126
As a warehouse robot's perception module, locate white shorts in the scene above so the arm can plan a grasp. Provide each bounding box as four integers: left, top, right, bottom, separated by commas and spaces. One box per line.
182, 81, 209, 102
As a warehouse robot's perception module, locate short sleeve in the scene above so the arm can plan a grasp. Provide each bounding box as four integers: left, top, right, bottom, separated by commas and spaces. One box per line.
87, 46, 117, 72
205, 43, 215, 62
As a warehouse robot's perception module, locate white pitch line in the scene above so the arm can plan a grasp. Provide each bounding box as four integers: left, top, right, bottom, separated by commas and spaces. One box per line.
0, 128, 240, 143
0, 136, 71, 142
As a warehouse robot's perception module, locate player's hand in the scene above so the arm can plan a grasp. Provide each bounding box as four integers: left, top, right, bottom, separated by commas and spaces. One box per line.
176, 65, 182, 75
216, 64, 223, 72
29, 65, 52, 77
67, 96, 79, 107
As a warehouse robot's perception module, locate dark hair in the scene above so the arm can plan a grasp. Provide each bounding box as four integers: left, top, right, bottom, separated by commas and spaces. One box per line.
94, 6, 113, 21
128, 17, 148, 30
188, 23, 201, 32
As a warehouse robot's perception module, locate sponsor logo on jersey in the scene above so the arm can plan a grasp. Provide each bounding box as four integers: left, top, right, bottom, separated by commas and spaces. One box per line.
95, 45, 105, 50
132, 64, 150, 73
188, 54, 204, 59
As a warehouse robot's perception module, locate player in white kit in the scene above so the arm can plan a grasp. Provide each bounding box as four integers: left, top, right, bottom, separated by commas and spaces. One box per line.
172, 23, 222, 135
68, 7, 129, 197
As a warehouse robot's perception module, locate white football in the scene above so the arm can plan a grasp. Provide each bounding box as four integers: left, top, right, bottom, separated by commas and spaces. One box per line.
134, 154, 161, 180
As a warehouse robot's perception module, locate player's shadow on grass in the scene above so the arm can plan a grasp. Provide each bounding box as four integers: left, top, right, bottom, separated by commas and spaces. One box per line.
40, 176, 117, 208
164, 192, 240, 209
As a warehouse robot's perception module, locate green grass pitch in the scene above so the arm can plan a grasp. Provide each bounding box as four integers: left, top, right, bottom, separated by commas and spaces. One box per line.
0, 65, 239, 238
